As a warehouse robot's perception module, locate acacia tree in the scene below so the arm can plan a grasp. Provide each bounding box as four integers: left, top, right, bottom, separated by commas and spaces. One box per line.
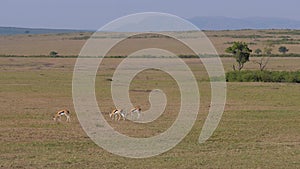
252, 43, 274, 71
264, 46, 272, 55
254, 48, 262, 55
278, 46, 289, 54
225, 41, 252, 71
253, 56, 270, 71
49, 51, 58, 57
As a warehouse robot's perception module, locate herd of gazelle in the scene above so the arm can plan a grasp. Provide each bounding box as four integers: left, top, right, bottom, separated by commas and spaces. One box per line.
53, 106, 142, 122
109, 106, 142, 121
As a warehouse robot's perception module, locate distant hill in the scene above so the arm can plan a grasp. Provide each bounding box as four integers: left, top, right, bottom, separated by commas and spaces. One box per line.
99, 16, 300, 31
1, 17, 300, 34
188, 16, 300, 30
0, 26, 92, 35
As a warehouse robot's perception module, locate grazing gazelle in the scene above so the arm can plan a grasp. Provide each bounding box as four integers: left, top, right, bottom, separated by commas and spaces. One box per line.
109, 109, 126, 121
129, 106, 142, 120
53, 109, 71, 122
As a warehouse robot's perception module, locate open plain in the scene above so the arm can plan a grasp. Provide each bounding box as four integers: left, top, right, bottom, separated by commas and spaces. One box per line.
0, 29, 299, 168
0, 55, 299, 168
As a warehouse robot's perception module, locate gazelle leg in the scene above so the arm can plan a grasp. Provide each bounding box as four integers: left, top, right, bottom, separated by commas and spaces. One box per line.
120, 113, 125, 121
114, 114, 118, 121
118, 113, 121, 121
137, 112, 140, 120
66, 115, 70, 122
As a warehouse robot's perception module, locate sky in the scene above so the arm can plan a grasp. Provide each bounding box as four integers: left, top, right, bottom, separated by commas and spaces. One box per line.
1, 0, 300, 30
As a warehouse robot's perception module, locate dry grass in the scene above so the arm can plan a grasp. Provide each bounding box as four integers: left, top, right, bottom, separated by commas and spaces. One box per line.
0, 57, 299, 168
1, 29, 300, 56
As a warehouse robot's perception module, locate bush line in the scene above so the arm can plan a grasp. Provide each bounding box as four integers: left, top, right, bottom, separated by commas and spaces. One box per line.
1, 53, 300, 58
226, 70, 300, 83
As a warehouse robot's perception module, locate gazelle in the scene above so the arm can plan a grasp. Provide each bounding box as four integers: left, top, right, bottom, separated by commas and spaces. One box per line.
129, 106, 142, 120
109, 109, 126, 121
53, 109, 71, 122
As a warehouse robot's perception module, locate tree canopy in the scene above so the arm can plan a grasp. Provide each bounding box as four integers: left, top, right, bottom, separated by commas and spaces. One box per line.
254, 48, 262, 55
225, 41, 252, 71
49, 51, 58, 57
278, 46, 289, 54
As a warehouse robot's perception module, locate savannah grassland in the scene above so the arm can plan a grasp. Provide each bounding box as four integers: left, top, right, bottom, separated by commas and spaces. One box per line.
1, 29, 300, 56
0, 30, 300, 168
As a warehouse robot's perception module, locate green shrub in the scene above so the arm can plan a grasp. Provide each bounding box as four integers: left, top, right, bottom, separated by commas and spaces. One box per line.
226, 70, 300, 83
49, 51, 58, 57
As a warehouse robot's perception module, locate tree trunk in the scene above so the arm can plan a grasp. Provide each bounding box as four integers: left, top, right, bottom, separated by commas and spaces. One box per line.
238, 62, 244, 71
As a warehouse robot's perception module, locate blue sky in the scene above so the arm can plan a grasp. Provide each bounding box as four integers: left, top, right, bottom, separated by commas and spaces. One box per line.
1, 0, 299, 29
